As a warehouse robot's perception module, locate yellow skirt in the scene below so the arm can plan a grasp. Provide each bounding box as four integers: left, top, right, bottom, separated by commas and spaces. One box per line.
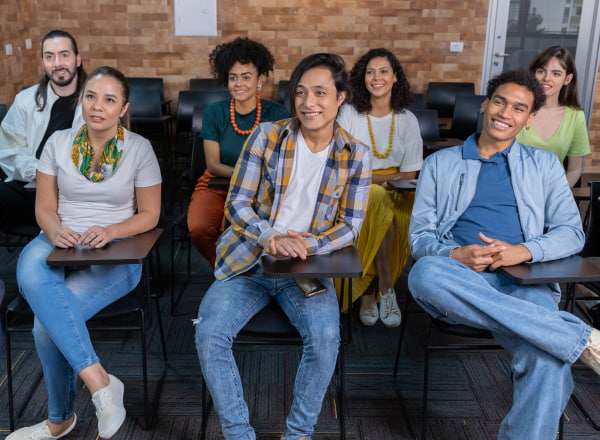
336, 184, 414, 312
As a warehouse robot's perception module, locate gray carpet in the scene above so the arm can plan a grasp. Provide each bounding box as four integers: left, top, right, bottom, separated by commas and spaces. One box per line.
1, 235, 600, 439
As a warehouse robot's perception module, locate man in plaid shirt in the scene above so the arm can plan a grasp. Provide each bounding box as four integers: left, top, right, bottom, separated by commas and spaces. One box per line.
195, 53, 371, 440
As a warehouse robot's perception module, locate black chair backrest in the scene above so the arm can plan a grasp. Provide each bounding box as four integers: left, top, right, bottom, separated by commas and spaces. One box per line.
411, 109, 440, 143
0, 104, 7, 124
582, 181, 600, 258
277, 80, 292, 115
189, 78, 226, 91
129, 87, 163, 119
176, 89, 231, 135
409, 93, 425, 110
450, 94, 486, 140
426, 82, 475, 118
127, 77, 165, 101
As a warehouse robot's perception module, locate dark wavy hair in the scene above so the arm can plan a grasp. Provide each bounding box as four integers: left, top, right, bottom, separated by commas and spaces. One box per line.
528, 46, 581, 109
486, 70, 546, 113
288, 53, 349, 117
209, 37, 275, 86
36, 30, 87, 111
348, 48, 411, 114
81, 66, 131, 129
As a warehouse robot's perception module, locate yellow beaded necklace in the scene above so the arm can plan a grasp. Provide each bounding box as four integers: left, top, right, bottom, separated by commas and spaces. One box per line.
366, 112, 395, 159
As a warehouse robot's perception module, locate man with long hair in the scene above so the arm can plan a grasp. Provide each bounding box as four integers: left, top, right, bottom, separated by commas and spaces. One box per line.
0, 29, 87, 229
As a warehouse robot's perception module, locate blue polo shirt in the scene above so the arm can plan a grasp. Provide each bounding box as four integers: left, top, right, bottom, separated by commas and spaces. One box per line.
451, 140, 524, 246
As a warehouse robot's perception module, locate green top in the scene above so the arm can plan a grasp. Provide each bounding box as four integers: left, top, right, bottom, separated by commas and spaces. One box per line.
200, 99, 289, 167
516, 106, 590, 163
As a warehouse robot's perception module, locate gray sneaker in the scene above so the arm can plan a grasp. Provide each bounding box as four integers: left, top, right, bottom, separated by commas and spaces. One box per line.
379, 289, 401, 328
6, 415, 76, 440
92, 374, 126, 439
359, 294, 379, 326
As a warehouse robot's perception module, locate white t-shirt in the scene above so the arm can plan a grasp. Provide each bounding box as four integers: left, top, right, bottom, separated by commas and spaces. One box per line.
273, 130, 330, 234
38, 127, 162, 234
337, 103, 423, 172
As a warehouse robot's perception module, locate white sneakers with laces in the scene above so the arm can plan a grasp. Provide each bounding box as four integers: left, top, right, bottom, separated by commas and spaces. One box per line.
91, 374, 126, 439
359, 294, 379, 326
6, 415, 77, 440
580, 328, 600, 375
379, 288, 402, 328
359, 289, 401, 327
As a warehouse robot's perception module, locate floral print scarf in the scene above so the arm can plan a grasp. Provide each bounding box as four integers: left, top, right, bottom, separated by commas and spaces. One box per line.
71, 123, 124, 182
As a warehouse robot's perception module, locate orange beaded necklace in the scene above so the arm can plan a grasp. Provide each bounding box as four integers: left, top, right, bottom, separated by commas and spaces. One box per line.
229, 94, 262, 135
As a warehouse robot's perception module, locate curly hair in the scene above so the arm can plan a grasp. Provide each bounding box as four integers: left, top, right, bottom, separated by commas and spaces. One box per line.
528, 46, 581, 109
486, 70, 546, 113
209, 37, 275, 86
348, 48, 411, 114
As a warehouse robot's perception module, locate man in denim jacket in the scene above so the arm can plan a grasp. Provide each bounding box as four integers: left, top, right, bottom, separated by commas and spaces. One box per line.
408, 70, 600, 440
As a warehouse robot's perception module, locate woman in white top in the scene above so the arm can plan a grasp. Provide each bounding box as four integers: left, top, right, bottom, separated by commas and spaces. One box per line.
12, 66, 161, 440
338, 48, 423, 327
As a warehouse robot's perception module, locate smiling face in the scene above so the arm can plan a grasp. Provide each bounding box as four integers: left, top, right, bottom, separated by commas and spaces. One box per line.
41, 36, 81, 91
227, 62, 263, 108
82, 75, 129, 136
480, 82, 535, 148
534, 56, 572, 101
364, 56, 397, 100
294, 66, 346, 143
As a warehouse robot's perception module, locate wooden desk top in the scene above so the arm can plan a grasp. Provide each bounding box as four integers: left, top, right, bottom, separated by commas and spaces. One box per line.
387, 179, 418, 192
499, 254, 600, 285
46, 228, 163, 267
260, 245, 362, 279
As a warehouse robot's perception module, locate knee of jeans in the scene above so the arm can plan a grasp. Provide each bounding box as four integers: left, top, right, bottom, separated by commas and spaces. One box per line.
512, 343, 571, 381
408, 256, 439, 299
305, 322, 340, 354
194, 315, 232, 357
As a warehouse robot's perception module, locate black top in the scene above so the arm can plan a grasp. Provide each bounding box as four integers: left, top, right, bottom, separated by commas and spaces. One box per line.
36, 92, 78, 159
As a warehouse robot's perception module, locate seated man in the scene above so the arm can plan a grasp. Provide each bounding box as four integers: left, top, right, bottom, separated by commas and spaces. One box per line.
0, 30, 85, 229
194, 53, 371, 440
408, 69, 600, 440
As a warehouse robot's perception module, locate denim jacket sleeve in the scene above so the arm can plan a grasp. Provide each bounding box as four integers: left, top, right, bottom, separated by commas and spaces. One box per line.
512, 146, 584, 262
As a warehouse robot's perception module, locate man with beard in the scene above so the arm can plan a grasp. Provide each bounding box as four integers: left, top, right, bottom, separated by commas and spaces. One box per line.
0, 30, 86, 229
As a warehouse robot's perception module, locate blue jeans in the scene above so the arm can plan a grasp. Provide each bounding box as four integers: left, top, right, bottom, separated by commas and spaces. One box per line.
195, 265, 340, 440
408, 256, 592, 440
16, 233, 141, 423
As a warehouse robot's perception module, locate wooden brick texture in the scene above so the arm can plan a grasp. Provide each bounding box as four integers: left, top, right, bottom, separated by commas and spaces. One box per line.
1, 0, 599, 164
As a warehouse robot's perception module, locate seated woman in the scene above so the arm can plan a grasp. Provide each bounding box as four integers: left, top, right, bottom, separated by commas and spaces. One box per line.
337, 48, 423, 327
187, 37, 288, 266
516, 46, 590, 187
12, 66, 161, 440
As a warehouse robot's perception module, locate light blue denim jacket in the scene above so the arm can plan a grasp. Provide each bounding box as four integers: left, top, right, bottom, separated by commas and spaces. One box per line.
410, 134, 584, 262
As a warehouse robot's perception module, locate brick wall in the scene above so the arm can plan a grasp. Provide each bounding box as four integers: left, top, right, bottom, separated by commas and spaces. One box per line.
1, 0, 598, 167
0, 1, 41, 96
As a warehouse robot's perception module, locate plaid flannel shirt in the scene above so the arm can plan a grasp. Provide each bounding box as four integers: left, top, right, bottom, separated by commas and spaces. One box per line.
214, 118, 372, 281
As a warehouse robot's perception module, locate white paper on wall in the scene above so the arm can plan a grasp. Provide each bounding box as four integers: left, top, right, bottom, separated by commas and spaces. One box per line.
174, 0, 217, 37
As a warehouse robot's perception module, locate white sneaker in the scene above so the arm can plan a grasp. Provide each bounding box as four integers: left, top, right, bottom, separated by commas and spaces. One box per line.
91, 374, 126, 439
580, 328, 600, 375
7, 415, 76, 439
379, 289, 401, 328
359, 294, 379, 326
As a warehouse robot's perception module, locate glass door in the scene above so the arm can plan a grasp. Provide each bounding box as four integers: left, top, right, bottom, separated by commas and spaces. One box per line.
482, 0, 600, 121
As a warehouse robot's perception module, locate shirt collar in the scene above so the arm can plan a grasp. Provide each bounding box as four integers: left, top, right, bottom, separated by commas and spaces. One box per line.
462, 133, 514, 161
